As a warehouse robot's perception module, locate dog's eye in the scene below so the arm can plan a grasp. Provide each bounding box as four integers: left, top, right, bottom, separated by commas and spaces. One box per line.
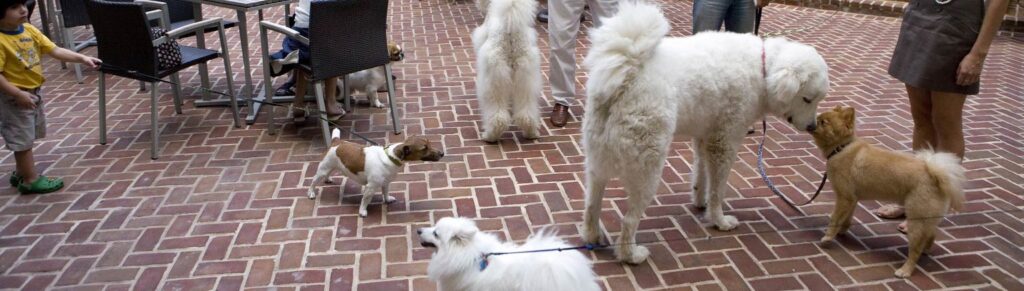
433, 230, 439, 238
803, 97, 813, 104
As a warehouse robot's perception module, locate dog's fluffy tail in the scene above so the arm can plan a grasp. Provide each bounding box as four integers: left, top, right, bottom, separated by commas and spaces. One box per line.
916, 150, 967, 212
583, 1, 668, 105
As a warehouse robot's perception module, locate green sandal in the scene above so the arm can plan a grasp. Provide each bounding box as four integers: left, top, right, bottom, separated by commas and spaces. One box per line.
17, 175, 64, 194
9, 172, 21, 187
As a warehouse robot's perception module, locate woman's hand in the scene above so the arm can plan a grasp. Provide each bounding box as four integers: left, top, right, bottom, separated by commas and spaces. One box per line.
956, 52, 984, 86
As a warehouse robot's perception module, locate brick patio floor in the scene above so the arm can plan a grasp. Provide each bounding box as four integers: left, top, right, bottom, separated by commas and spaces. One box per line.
1, 1, 1023, 290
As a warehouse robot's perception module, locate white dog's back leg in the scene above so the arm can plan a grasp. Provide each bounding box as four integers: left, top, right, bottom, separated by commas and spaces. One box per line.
478, 67, 512, 142
692, 138, 709, 209
582, 166, 609, 245
307, 159, 335, 200
616, 160, 662, 264
511, 66, 542, 139
701, 136, 741, 231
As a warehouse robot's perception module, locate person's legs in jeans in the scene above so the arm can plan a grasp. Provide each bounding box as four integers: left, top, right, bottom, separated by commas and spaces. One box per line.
723, 0, 755, 34
692, 0, 730, 33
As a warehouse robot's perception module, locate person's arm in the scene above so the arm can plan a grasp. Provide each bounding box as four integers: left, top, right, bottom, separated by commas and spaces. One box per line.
46, 48, 101, 69
0, 74, 37, 110
957, 0, 1010, 86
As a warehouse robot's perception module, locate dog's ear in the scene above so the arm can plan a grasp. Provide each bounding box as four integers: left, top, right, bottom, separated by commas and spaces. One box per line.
841, 107, 855, 129
768, 68, 801, 105
453, 227, 476, 243
832, 105, 843, 112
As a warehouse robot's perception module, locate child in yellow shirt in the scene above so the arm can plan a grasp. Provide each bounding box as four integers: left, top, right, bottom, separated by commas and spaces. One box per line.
0, 0, 100, 194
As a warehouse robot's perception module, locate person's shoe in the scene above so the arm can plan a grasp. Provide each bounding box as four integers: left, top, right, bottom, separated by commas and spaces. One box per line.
9, 171, 21, 187
270, 50, 300, 77
275, 84, 295, 96
550, 103, 570, 127
17, 175, 64, 195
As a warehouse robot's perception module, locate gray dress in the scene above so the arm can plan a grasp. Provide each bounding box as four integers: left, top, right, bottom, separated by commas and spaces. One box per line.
888, 0, 985, 95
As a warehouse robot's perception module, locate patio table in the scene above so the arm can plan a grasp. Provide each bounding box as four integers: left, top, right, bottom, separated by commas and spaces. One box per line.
184, 0, 293, 124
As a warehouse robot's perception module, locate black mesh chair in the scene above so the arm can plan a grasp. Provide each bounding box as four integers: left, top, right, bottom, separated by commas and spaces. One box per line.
54, 0, 94, 82
259, 0, 400, 146
86, 0, 241, 160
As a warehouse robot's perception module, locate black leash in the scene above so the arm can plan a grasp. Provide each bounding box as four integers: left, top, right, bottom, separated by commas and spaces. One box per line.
756, 119, 828, 215
97, 63, 382, 146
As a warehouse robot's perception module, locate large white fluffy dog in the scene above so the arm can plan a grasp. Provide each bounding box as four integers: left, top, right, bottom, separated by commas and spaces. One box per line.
418, 217, 601, 291
581, 2, 830, 264
473, 0, 542, 142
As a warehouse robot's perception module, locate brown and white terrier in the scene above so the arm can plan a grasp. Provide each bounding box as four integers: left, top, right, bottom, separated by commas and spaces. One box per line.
343, 42, 405, 108
308, 128, 444, 217
810, 106, 966, 278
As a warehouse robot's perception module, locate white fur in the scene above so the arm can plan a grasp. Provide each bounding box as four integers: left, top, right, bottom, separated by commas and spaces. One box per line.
344, 67, 389, 108
581, 2, 830, 263
418, 217, 601, 291
307, 129, 401, 217
473, 0, 542, 142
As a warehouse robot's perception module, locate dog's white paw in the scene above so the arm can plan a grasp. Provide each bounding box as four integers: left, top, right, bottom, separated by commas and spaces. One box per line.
386, 196, 397, 203
307, 189, 318, 200
819, 235, 835, 244
894, 267, 914, 278
618, 245, 650, 265
582, 224, 602, 244
481, 130, 501, 143
324, 177, 333, 184
714, 215, 739, 231
371, 101, 386, 108
523, 126, 540, 140
359, 209, 368, 217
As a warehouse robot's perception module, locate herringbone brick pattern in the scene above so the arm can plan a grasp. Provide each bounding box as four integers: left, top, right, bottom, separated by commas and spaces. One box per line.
1, 1, 1022, 290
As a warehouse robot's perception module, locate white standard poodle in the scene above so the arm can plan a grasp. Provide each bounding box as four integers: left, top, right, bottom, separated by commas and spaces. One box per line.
417, 217, 601, 291
581, 2, 830, 264
473, 0, 543, 142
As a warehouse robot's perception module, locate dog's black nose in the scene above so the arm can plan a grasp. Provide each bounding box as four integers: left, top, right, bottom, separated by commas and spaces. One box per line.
416, 229, 423, 235
787, 116, 793, 123
439, 152, 445, 158
806, 123, 817, 132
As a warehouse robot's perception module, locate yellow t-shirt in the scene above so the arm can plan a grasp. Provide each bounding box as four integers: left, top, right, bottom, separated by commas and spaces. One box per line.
0, 24, 56, 90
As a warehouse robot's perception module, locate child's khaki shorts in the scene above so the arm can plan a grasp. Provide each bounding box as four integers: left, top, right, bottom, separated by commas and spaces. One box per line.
1, 88, 46, 152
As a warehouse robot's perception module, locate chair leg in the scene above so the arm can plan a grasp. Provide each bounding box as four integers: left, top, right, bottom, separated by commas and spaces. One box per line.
150, 81, 160, 160
314, 81, 331, 146
342, 75, 351, 112
218, 26, 242, 128
384, 64, 401, 135
170, 73, 184, 114
98, 72, 107, 145
73, 64, 83, 83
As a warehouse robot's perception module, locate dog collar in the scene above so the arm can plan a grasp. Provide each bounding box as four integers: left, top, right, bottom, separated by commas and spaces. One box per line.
826, 142, 850, 160
385, 144, 404, 166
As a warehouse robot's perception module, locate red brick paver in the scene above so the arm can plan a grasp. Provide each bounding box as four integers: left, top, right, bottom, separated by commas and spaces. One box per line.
1, 1, 1022, 290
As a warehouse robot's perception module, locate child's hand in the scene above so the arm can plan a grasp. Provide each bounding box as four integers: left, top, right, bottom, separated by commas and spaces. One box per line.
14, 92, 37, 110
81, 56, 102, 69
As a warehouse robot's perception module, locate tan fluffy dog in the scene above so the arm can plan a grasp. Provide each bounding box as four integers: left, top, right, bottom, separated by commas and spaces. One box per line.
810, 106, 966, 278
